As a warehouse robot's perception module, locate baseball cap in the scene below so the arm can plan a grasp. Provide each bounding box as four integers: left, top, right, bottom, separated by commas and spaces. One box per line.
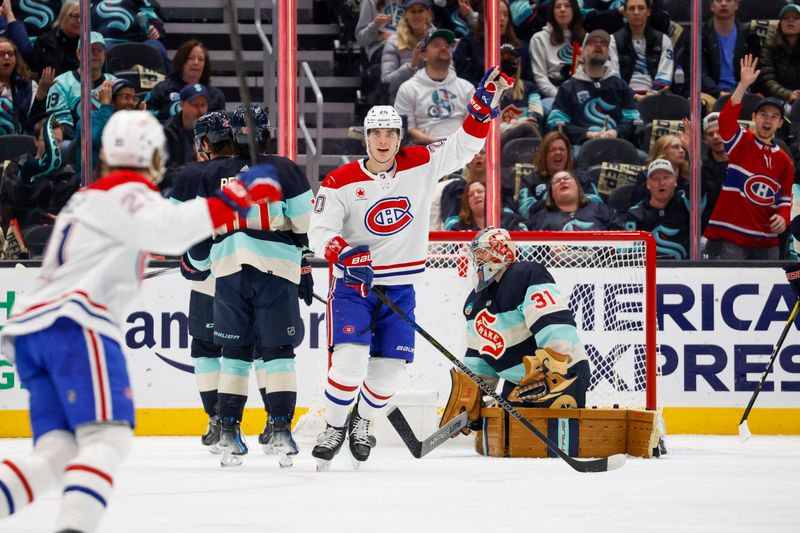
180, 83, 209, 103
753, 97, 785, 119
779, 4, 800, 19
111, 78, 136, 97
77, 31, 106, 50
422, 28, 456, 51
647, 159, 675, 178
500, 43, 520, 56
584, 29, 611, 45
404, 0, 432, 7
703, 112, 720, 131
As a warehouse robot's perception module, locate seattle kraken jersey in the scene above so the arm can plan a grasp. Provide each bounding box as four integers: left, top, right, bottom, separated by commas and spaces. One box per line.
309, 115, 489, 285
11, 0, 61, 40
625, 190, 691, 260
463, 261, 587, 384
186, 156, 314, 284
528, 201, 625, 231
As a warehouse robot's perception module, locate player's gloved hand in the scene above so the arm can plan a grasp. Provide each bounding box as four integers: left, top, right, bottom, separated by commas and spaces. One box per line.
236, 163, 283, 204
337, 245, 373, 297
508, 348, 576, 403
215, 178, 256, 216
783, 263, 800, 299
467, 66, 515, 122
298, 258, 314, 306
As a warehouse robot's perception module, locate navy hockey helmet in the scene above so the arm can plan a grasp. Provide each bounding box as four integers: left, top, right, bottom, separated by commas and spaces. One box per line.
232, 104, 270, 145
194, 111, 234, 153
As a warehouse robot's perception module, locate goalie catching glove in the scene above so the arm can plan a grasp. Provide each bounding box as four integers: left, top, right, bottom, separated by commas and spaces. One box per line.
467, 66, 515, 122
324, 236, 373, 297
439, 368, 483, 435
508, 348, 577, 404
215, 163, 283, 216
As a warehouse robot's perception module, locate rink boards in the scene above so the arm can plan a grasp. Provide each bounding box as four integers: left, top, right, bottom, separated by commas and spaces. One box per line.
1, 265, 799, 437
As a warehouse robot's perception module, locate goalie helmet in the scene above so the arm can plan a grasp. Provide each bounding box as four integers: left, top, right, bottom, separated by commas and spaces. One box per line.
232, 104, 270, 145
194, 111, 234, 154
101, 110, 167, 183
363, 105, 403, 163
468, 227, 517, 291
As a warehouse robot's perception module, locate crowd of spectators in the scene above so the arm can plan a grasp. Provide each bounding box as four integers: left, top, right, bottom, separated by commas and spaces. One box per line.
1, 0, 800, 262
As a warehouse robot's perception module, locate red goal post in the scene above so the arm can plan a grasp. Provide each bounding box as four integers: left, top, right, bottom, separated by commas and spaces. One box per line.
425, 230, 658, 411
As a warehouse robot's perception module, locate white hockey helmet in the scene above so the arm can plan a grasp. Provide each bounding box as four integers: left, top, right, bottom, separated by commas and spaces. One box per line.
468, 227, 517, 291
363, 105, 403, 163
101, 110, 168, 184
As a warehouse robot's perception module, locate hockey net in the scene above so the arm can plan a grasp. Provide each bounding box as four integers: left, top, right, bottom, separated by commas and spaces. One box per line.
422, 230, 658, 411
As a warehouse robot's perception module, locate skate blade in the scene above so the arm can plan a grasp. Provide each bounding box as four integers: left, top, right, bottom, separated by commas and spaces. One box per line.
315, 458, 331, 472
220, 451, 244, 467
278, 453, 294, 468
261, 444, 275, 455
349, 453, 363, 470
206, 443, 222, 455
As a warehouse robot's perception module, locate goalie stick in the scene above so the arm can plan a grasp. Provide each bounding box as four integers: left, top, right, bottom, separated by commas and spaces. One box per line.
386, 406, 469, 458
739, 298, 800, 442
371, 287, 626, 473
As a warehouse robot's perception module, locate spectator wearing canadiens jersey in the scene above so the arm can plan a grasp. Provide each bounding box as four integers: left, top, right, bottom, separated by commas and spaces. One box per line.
704, 54, 795, 260
308, 66, 513, 470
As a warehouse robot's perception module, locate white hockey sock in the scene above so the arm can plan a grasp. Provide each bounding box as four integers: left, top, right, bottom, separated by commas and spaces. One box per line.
0, 430, 76, 518
358, 358, 407, 421
324, 344, 369, 427
55, 423, 132, 533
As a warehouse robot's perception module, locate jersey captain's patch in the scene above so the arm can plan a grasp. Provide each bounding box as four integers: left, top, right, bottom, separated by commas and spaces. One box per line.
364, 196, 414, 236
743, 175, 779, 206
474, 309, 505, 359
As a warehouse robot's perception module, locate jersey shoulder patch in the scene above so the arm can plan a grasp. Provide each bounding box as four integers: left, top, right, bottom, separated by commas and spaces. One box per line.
321, 160, 371, 189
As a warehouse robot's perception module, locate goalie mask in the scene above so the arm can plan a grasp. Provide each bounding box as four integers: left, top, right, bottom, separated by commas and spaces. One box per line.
468, 227, 516, 291
363, 105, 403, 165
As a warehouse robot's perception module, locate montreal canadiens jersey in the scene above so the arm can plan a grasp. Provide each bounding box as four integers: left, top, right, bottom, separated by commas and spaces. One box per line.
462, 261, 587, 384
1, 171, 225, 361
704, 100, 795, 248
309, 116, 489, 285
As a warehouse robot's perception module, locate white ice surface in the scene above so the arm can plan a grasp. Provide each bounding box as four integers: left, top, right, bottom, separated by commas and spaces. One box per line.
2, 435, 799, 533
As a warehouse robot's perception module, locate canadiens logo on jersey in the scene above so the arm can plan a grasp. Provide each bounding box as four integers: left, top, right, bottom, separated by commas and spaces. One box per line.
743, 175, 779, 206
364, 196, 414, 235
474, 309, 505, 359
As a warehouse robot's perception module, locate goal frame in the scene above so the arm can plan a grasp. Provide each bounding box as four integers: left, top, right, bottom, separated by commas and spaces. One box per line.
428, 230, 658, 411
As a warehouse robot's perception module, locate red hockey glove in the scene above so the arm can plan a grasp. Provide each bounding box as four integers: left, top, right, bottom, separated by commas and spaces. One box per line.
468, 67, 515, 122
215, 178, 254, 216
236, 163, 283, 204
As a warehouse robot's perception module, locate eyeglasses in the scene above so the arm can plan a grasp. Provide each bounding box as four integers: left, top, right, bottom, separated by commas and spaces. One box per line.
0, 50, 14, 59
67, 13, 80, 20
551, 175, 574, 185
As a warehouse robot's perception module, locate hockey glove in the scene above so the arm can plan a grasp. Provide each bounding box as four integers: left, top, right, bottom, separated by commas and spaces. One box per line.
467, 67, 515, 122
783, 263, 800, 299
236, 164, 283, 204
215, 178, 256, 216
337, 245, 373, 298
299, 258, 314, 306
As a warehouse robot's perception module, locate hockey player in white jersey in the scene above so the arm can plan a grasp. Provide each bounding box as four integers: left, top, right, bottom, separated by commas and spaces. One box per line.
0, 110, 280, 533
308, 66, 513, 470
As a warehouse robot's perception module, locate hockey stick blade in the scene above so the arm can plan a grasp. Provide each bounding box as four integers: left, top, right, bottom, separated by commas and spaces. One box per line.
386, 406, 468, 458
738, 420, 752, 443
372, 287, 625, 473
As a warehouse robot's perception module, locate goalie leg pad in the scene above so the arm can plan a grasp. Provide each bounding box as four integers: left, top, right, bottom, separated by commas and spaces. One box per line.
440, 369, 483, 435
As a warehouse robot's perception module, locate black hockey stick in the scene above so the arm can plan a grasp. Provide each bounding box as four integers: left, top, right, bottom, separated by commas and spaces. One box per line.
386, 406, 469, 458
371, 287, 626, 473
739, 298, 800, 442
144, 267, 178, 280
222, 0, 259, 163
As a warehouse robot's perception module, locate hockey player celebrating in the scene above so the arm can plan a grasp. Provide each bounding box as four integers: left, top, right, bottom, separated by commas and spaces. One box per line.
439, 227, 590, 433
308, 66, 513, 470
185, 105, 314, 468
0, 110, 280, 532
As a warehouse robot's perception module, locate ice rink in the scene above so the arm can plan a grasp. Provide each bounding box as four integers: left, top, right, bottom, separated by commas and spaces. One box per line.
1, 434, 799, 532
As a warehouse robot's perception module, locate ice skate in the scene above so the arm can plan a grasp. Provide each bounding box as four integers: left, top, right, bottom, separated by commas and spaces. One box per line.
258, 417, 274, 454
201, 414, 221, 454
218, 416, 248, 467
347, 404, 376, 470
261, 415, 299, 467
311, 423, 346, 472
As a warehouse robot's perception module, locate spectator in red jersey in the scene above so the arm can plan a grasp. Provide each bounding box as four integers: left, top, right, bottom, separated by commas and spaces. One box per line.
704, 54, 795, 260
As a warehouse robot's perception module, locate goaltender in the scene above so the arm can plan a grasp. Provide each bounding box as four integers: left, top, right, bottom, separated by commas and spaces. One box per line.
440, 227, 590, 431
